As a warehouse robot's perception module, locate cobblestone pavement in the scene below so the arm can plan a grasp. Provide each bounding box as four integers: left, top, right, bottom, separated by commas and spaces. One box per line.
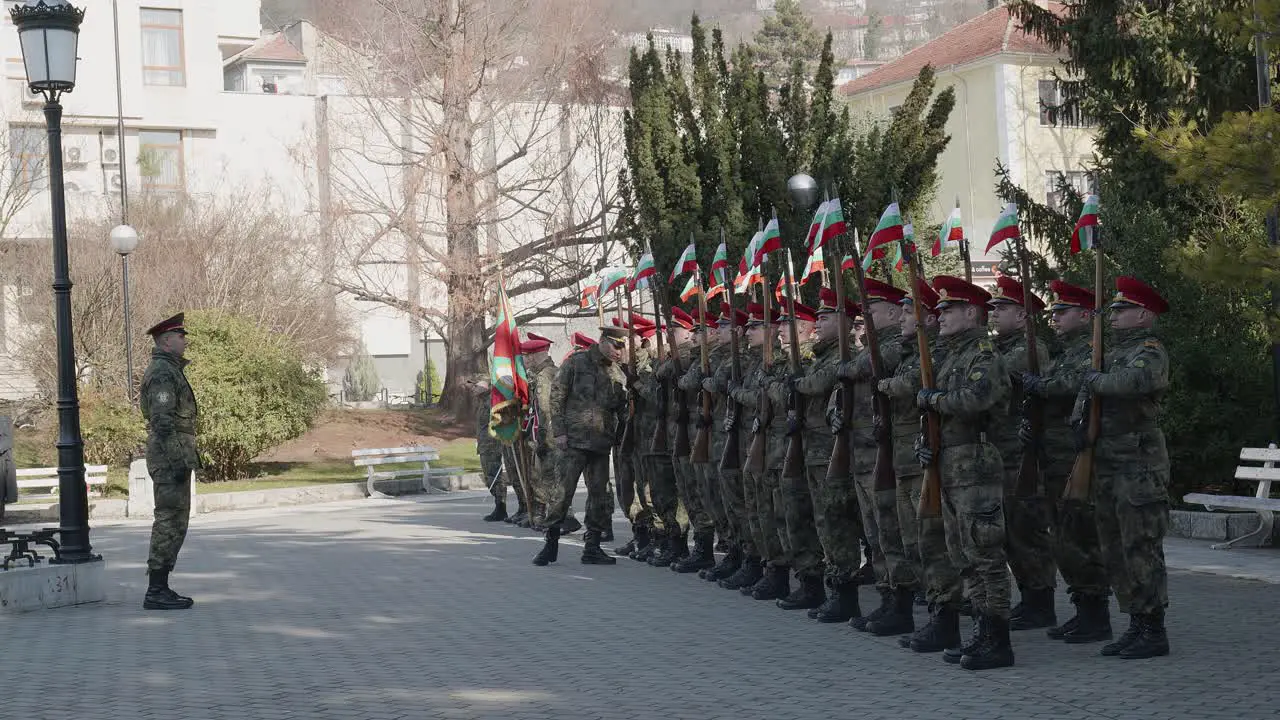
2, 492, 1277, 720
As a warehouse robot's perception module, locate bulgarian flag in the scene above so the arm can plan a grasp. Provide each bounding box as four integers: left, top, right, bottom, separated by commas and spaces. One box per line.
806, 200, 831, 250
867, 202, 905, 254
633, 249, 656, 288
711, 241, 730, 276
934, 205, 963, 257
579, 274, 599, 309
820, 198, 848, 247
774, 275, 799, 303
739, 231, 763, 277
841, 254, 857, 272
753, 217, 782, 266
600, 266, 630, 295
800, 245, 825, 286
706, 278, 726, 300
488, 277, 529, 443
680, 273, 702, 302
985, 202, 1021, 252
670, 241, 698, 283
1071, 194, 1100, 254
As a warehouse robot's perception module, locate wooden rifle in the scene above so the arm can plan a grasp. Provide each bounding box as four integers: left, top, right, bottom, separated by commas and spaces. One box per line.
691, 269, 714, 463
1063, 229, 1104, 501
844, 229, 896, 493
619, 285, 639, 454
1013, 236, 1045, 498
719, 250, 744, 473
781, 249, 806, 479
905, 243, 943, 518
826, 232, 855, 481
650, 281, 669, 454
744, 255, 773, 476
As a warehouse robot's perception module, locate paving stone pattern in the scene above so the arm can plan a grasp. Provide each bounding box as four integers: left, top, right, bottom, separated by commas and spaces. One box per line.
2, 493, 1278, 720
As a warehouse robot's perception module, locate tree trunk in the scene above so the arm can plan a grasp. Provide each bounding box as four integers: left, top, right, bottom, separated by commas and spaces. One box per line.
439, 0, 484, 420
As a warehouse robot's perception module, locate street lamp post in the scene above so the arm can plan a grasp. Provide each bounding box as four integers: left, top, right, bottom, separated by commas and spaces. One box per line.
110, 224, 138, 402
787, 173, 819, 211
11, 1, 97, 564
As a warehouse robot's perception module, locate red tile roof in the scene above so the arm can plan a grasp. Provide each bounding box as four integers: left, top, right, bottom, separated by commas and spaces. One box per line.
839, 3, 1063, 97
229, 33, 307, 65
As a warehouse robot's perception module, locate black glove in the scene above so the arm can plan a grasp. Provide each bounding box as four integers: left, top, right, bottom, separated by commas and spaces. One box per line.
914, 434, 934, 468
786, 412, 803, 436
1022, 372, 1046, 397
1071, 396, 1091, 451
1018, 418, 1035, 448
826, 404, 844, 433
750, 417, 762, 434
916, 389, 943, 410
872, 413, 885, 437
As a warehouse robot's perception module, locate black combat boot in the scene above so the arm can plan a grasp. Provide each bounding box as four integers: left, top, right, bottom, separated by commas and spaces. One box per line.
907, 603, 961, 653
562, 515, 583, 534
809, 577, 836, 619
143, 570, 193, 611
1010, 587, 1057, 631
1047, 593, 1082, 640
483, 497, 507, 522
751, 565, 791, 601
532, 527, 561, 566
580, 531, 617, 565
617, 523, 646, 557
714, 536, 729, 553
852, 558, 876, 586
867, 586, 917, 636
650, 528, 684, 568
815, 581, 860, 623
944, 614, 985, 664
1063, 594, 1113, 643
719, 555, 763, 590
703, 543, 742, 581
673, 532, 715, 574
1118, 609, 1169, 659
601, 526, 614, 542
632, 526, 660, 561
850, 588, 894, 632
777, 574, 825, 610
960, 615, 1015, 670
1100, 613, 1144, 657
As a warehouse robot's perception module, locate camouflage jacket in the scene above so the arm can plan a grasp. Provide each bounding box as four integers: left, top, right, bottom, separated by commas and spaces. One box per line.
1038, 327, 1092, 464
655, 344, 696, 437
527, 355, 558, 451
847, 326, 905, 454
794, 337, 841, 466
883, 329, 938, 477
931, 327, 1009, 447
551, 343, 627, 453
141, 349, 201, 474
475, 399, 501, 457
990, 331, 1051, 471
1084, 328, 1169, 438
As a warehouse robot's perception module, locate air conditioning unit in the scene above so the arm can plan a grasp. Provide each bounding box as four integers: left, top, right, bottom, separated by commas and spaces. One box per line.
100, 144, 119, 166
108, 173, 122, 192
64, 146, 82, 164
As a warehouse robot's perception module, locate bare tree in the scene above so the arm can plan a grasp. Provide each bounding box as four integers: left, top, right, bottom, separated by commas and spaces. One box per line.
307, 0, 626, 417
7, 185, 354, 400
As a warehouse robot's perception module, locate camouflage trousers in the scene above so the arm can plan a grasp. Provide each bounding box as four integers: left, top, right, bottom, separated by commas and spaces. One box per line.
528, 448, 562, 521
676, 456, 714, 536
643, 453, 681, 533
479, 447, 505, 500
806, 464, 864, 584
939, 443, 1012, 619
743, 468, 785, 566
854, 461, 916, 592
912, 475, 963, 608
500, 446, 529, 510
546, 448, 612, 534
612, 447, 652, 529
694, 461, 730, 539
1002, 462, 1058, 592
892, 472, 924, 584
1094, 454, 1170, 615
147, 470, 192, 572
1044, 454, 1109, 598
719, 466, 756, 557
780, 468, 823, 579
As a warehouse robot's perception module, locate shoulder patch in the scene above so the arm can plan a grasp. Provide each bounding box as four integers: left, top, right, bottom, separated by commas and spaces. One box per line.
1132, 359, 1146, 368
969, 369, 986, 381
154, 390, 172, 405
978, 339, 994, 352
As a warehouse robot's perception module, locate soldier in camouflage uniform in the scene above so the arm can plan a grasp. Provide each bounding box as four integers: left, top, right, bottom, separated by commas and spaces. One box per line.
795, 288, 864, 623
683, 304, 743, 581
1023, 280, 1112, 644
884, 278, 964, 653
665, 307, 717, 573
469, 377, 508, 522
987, 277, 1056, 630
631, 316, 683, 567
769, 301, 826, 610
139, 313, 198, 611
612, 317, 653, 557
1074, 276, 1171, 660
916, 276, 1014, 671
532, 326, 629, 566
839, 279, 915, 636
731, 303, 790, 600
706, 306, 763, 591
522, 334, 583, 534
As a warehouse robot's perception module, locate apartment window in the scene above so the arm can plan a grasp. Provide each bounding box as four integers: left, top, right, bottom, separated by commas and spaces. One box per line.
1038, 79, 1093, 128
1046, 171, 1098, 212
141, 8, 185, 86
9, 126, 47, 192
138, 130, 183, 190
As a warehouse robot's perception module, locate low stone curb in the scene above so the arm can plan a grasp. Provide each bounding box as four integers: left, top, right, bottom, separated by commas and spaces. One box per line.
1169, 509, 1277, 544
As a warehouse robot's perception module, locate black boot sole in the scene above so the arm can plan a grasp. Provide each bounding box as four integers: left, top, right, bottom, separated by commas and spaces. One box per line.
960, 650, 1015, 670
143, 597, 193, 610
1064, 628, 1113, 644
867, 617, 915, 636
581, 556, 617, 565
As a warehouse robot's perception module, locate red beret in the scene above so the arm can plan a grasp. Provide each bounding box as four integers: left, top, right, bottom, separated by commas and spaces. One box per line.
717, 307, 749, 328
779, 301, 818, 323
571, 332, 596, 349
1110, 276, 1169, 315
989, 276, 1046, 313
519, 338, 551, 354
629, 313, 656, 330
671, 306, 696, 330
745, 302, 767, 325
147, 312, 187, 337
864, 278, 907, 305
525, 331, 552, 344
900, 276, 941, 314
932, 275, 993, 308
817, 287, 861, 319
1049, 280, 1095, 311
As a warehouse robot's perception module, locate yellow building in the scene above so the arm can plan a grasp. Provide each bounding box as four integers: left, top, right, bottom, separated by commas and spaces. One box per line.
840, 2, 1096, 281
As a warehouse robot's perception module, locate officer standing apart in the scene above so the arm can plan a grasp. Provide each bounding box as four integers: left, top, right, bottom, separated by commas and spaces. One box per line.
140, 313, 199, 611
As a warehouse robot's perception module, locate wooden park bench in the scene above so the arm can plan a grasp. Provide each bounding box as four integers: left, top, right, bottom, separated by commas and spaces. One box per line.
1183, 444, 1280, 550
15, 465, 109, 501
350, 446, 464, 499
